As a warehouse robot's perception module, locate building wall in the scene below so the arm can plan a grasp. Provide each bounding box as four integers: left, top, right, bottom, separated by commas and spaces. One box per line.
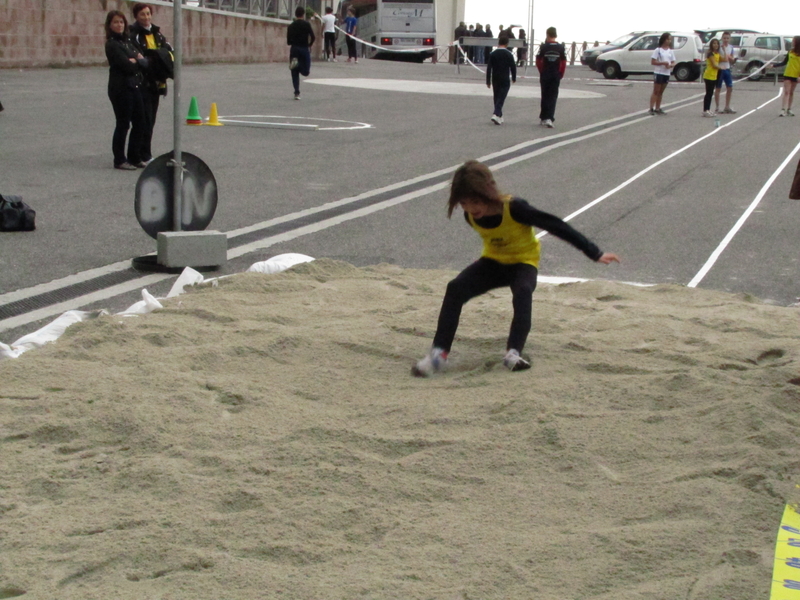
0, 0, 323, 69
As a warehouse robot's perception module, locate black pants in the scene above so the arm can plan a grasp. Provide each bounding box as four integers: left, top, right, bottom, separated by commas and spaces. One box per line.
703, 78, 716, 111
539, 75, 560, 121
433, 258, 539, 353
346, 35, 357, 59
290, 46, 311, 95
141, 87, 160, 162
492, 81, 510, 118
108, 86, 146, 166
324, 32, 336, 60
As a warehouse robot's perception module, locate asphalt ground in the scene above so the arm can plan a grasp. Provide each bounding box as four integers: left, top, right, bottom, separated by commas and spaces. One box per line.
1, 58, 798, 345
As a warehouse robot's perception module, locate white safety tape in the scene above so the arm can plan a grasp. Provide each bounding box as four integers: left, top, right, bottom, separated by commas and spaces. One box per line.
334, 25, 445, 54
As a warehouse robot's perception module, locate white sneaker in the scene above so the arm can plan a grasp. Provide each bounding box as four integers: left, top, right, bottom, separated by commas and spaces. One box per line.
412, 347, 448, 377
497, 116, 504, 124
503, 349, 531, 372
491, 114, 500, 125
780, 109, 787, 117
543, 119, 554, 128
789, 109, 796, 117
702, 110, 714, 117
289, 57, 299, 70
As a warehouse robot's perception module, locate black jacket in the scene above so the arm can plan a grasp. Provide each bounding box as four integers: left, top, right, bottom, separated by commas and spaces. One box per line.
287, 19, 315, 48
129, 22, 172, 95
105, 33, 144, 95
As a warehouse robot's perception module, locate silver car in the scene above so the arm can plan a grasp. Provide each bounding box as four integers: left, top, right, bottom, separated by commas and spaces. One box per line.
732, 33, 796, 80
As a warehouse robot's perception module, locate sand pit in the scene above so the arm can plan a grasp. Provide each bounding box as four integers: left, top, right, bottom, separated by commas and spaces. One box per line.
1, 259, 798, 599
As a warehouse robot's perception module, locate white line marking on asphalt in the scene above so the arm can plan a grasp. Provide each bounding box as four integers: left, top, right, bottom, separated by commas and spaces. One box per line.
217, 115, 372, 131
536, 89, 782, 242
687, 136, 800, 288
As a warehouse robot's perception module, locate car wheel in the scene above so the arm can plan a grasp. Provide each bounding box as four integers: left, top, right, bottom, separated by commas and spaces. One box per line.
746, 62, 763, 81
602, 62, 620, 79
673, 63, 692, 81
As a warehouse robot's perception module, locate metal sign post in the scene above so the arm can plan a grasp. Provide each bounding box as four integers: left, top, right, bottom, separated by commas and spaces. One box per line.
171, 0, 183, 231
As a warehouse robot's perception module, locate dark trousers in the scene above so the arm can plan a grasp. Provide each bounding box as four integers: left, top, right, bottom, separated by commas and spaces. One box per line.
492, 81, 510, 117
539, 75, 560, 121
346, 35, 357, 59
433, 258, 539, 353
290, 46, 311, 95
141, 88, 160, 162
703, 78, 716, 111
324, 32, 336, 60
108, 86, 146, 166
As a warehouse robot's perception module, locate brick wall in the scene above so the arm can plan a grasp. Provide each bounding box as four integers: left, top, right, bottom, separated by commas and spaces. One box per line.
0, 0, 322, 68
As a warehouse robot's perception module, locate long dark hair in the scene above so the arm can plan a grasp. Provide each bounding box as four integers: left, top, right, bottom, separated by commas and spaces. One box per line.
793, 36, 800, 56
104, 10, 128, 39
447, 160, 503, 217
707, 38, 720, 58
658, 32, 671, 48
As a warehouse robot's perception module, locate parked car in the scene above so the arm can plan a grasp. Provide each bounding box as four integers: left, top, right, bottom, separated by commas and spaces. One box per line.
732, 33, 796, 80
595, 32, 704, 81
580, 31, 653, 70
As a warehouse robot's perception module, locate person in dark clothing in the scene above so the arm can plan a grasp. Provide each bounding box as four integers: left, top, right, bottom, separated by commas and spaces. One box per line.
129, 2, 172, 164
486, 34, 516, 125
287, 6, 315, 100
412, 160, 619, 377
104, 10, 147, 170
536, 26, 566, 128
454, 21, 467, 64
517, 29, 527, 66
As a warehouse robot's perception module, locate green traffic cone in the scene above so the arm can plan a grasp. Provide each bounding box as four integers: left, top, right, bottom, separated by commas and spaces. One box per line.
186, 96, 202, 125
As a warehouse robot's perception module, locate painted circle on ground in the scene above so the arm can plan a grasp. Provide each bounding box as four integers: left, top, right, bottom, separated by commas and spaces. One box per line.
134, 151, 218, 240
217, 115, 372, 130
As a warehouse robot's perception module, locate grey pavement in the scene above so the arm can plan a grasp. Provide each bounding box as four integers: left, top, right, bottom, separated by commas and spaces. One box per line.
1, 59, 798, 344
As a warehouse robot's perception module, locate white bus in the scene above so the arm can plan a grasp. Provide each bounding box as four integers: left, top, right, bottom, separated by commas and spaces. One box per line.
340, 0, 436, 62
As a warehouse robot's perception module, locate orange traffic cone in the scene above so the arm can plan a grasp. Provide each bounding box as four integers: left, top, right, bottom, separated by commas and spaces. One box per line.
205, 102, 223, 126
186, 96, 202, 125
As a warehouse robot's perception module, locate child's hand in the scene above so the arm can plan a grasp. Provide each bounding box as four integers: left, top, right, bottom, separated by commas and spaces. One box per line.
597, 253, 620, 264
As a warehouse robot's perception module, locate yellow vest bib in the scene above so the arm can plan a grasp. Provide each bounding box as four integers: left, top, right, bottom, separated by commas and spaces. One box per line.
704, 52, 719, 80
467, 199, 541, 267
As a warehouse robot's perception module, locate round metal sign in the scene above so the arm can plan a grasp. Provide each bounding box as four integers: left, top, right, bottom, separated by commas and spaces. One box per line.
134, 151, 218, 240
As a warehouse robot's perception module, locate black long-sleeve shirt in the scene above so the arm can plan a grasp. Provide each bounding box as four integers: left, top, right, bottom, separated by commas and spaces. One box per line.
486, 47, 516, 86
466, 198, 603, 261
287, 19, 315, 48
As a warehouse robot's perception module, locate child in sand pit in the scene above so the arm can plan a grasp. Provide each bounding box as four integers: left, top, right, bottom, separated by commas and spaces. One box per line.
413, 160, 620, 377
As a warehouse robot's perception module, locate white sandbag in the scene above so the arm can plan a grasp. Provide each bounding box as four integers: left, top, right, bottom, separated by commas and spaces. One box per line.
167, 267, 205, 298
117, 289, 164, 316
247, 253, 314, 274
0, 310, 104, 360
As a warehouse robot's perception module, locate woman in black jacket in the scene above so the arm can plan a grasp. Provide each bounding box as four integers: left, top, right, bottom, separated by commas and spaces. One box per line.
104, 10, 146, 170
129, 3, 172, 164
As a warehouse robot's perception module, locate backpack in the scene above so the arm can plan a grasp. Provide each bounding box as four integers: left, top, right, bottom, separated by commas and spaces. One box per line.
0, 194, 36, 231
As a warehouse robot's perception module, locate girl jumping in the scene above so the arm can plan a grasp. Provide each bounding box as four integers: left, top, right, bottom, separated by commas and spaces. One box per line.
413, 160, 620, 377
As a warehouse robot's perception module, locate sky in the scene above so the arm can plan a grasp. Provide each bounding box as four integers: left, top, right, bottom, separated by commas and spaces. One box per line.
464, 0, 800, 45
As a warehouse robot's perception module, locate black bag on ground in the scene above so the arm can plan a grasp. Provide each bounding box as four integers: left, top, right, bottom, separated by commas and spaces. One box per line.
0, 194, 36, 231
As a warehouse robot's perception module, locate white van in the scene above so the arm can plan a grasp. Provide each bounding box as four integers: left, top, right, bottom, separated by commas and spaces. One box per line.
595, 32, 704, 81
732, 33, 796, 80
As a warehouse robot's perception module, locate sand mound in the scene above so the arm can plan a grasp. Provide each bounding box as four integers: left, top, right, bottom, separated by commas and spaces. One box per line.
1, 260, 798, 599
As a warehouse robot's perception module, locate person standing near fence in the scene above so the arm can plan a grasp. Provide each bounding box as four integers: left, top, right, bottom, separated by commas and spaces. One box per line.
517, 29, 527, 66
486, 34, 516, 125
702, 38, 720, 117
344, 7, 358, 63
287, 6, 315, 100
536, 27, 566, 128
714, 32, 737, 114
